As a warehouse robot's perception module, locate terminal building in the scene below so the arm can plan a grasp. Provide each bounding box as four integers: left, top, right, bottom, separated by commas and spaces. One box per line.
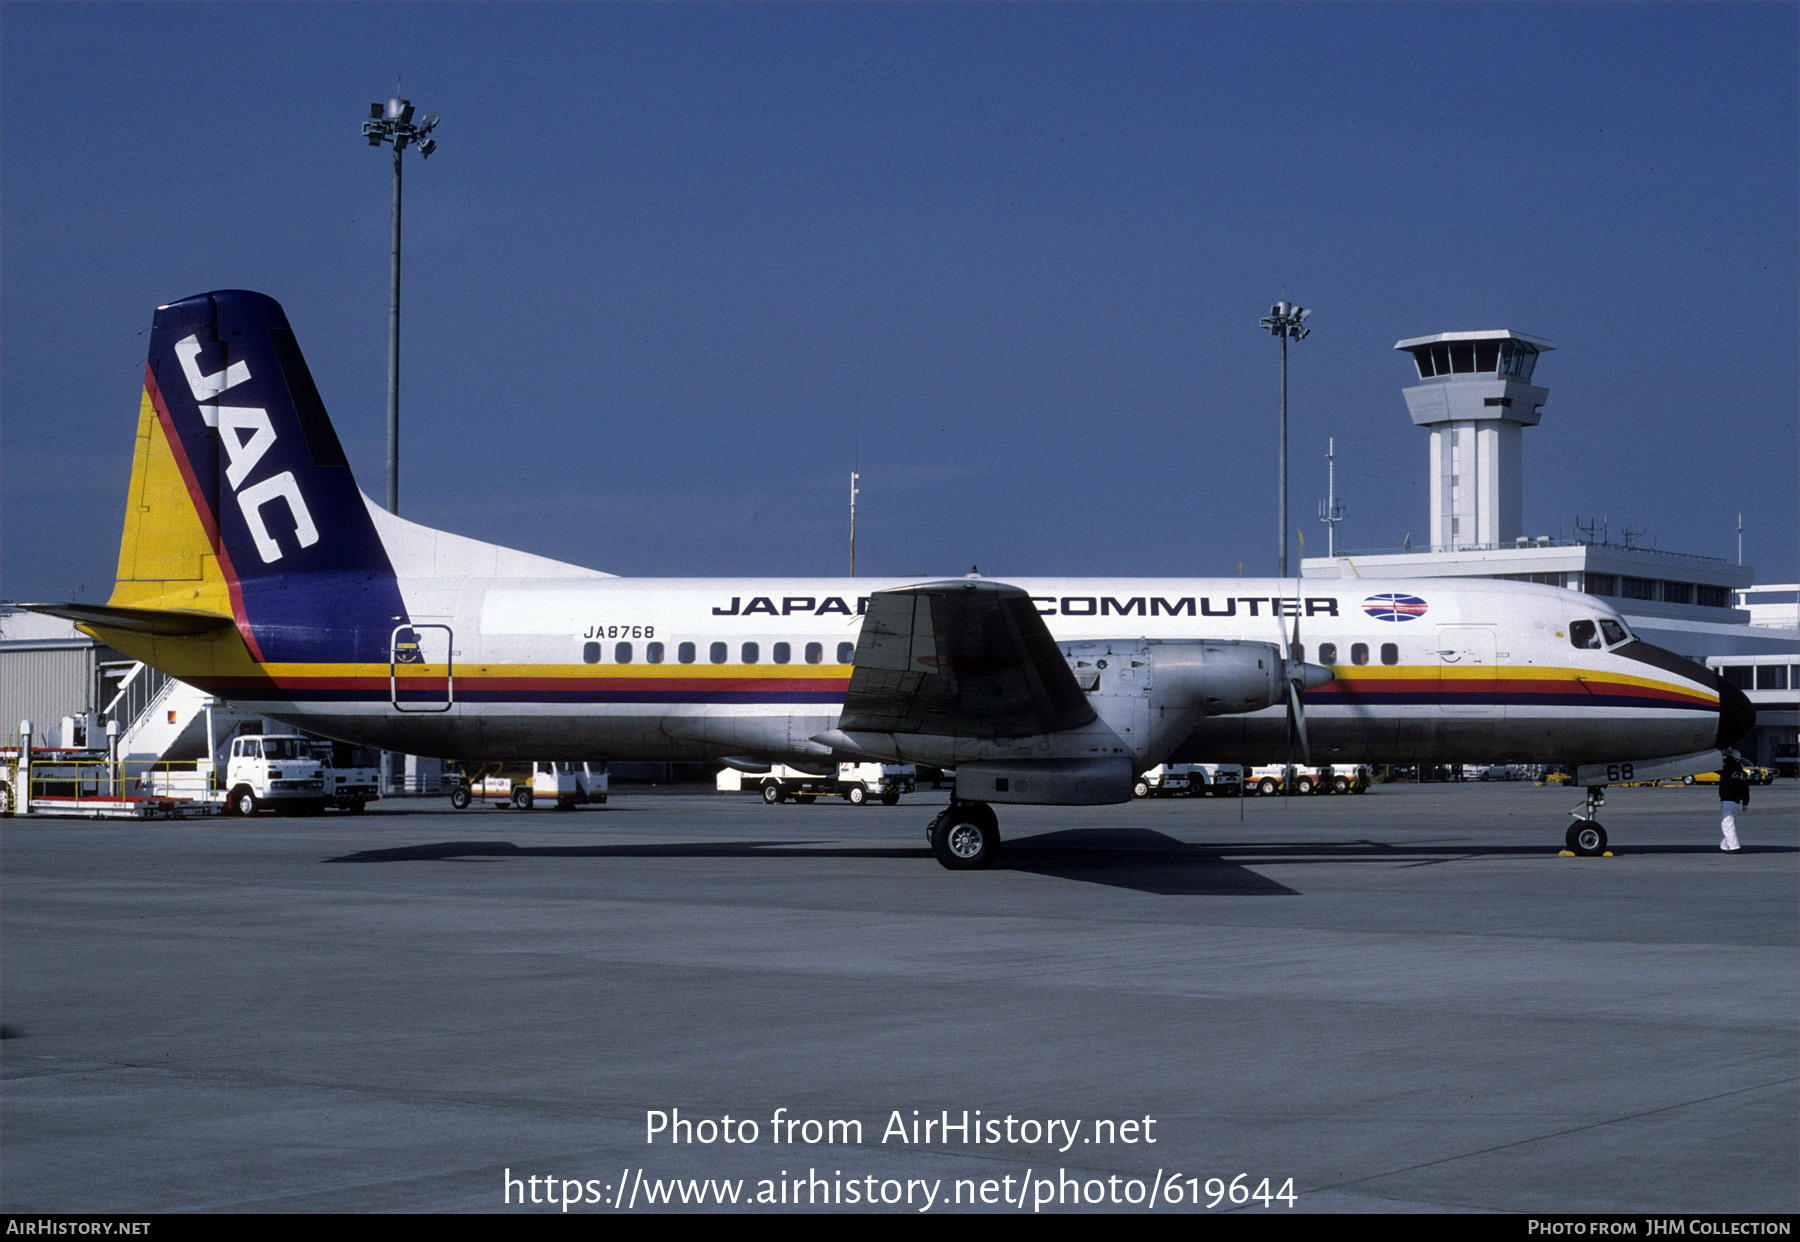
1302, 329, 1796, 766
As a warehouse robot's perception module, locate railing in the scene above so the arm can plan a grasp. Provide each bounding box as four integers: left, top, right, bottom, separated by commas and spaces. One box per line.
1326, 540, 1730, 566
103, 662, 173, 734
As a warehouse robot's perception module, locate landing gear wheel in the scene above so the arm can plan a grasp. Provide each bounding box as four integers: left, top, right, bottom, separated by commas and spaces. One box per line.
449, 785, 471, 810
230, 787, 258, 817
847, 784, 868, 806
761, 782, 785, 804
1566, 821, 1608, 856
931, 807, 1000, 870
513, 787, 534, 810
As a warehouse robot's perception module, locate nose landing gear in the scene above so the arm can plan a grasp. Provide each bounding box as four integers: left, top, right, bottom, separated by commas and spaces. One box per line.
1565, 786, 1610, 856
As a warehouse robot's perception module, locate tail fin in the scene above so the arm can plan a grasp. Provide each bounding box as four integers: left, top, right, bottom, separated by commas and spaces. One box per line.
112, 290, 405, 663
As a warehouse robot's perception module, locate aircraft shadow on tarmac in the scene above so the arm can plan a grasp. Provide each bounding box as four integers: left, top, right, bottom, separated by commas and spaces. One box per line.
322, 831, 1788, 896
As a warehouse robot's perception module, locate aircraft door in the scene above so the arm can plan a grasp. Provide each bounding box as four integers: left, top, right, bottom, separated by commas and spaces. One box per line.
1436, 626, 1501, 716
391, 624, 454, 713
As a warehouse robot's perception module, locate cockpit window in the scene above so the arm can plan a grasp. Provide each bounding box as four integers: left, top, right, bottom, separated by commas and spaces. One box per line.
1569, 620, 1602, 650
1598, 619, 1630, 646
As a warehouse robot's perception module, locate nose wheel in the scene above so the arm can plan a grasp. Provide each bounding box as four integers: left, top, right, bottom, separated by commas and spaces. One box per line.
927, 801, 1000, 870
1566, 786, 1609, 856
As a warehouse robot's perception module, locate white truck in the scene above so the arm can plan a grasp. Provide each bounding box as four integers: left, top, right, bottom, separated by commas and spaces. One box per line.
222, 734, 327, 815
448, 761, 608, 810
1133, 764, 1243, 797
312, 741, 381, 812
718, 762, 915, 806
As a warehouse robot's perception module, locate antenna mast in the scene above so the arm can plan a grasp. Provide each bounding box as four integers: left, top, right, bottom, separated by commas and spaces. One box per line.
849, 471, 859, 576
1318, 437, 1347, 558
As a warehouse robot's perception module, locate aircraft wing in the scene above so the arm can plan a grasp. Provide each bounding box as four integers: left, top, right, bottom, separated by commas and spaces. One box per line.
838, 580, 1096, 739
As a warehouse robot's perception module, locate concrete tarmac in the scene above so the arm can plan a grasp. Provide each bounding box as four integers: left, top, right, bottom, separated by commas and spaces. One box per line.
3, 781, 1794, 1214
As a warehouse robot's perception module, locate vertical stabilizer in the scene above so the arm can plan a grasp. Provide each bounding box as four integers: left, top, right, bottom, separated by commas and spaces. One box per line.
125, 290, 407, 663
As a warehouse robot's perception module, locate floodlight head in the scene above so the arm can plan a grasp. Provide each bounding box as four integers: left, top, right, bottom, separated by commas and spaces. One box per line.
367, 134, 382, 147
370, 102, 383, 119
419, 138, 437, 158
1297, 307, 1311, 321
387, 96, 407, 121
420, 113, 439, 132
399, 103, 415, 124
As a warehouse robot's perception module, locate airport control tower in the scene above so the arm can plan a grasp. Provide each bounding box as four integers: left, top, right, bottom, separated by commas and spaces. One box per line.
1392, 330, 1553, 551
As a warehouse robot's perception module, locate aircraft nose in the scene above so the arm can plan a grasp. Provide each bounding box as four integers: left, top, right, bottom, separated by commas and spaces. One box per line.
1716, 676, 1756, 751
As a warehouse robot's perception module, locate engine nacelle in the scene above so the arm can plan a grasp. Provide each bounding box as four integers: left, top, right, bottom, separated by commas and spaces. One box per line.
1141, 640, 1290, 716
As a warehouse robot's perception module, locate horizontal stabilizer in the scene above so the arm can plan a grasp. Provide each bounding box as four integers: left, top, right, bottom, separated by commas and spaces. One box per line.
19, 601, 235, 636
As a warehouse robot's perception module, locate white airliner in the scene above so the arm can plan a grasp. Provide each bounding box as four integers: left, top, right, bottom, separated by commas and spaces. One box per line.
27, 291, 1754, 868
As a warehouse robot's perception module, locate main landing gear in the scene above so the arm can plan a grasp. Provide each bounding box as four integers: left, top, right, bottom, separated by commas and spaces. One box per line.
1565, 786, 1609, 856
927, 801, 1000, 870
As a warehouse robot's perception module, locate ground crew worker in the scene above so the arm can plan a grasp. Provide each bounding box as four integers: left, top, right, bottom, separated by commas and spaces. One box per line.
1717, 758, 1748, 853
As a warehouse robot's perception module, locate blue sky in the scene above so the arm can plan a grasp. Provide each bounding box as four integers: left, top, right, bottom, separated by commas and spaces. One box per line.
3, 3, 1795, 600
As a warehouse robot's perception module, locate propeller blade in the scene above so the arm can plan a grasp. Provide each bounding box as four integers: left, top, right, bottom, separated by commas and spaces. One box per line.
1287, 678, 1311, 764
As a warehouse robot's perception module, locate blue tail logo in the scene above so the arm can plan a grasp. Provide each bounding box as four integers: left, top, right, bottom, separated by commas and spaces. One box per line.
148, 290, 406, 664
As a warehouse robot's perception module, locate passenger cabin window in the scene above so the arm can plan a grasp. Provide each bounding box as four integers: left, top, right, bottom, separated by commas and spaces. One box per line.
1598, 620, 1629, 646
1351, 643, 1369, 666
647, 642, 664, 664
678, 642, 696, 664
1319, 642, 1338, 665
1380, 643, 1398, 665
615, 642, 632, 663
710, 642, 727, 664
773, 642, 791, 664
837, 642, 855, 664
582, 642, 601, 664
1569, 620, 1602, 649
741, 642, 759, 664
805, 642, 823, 664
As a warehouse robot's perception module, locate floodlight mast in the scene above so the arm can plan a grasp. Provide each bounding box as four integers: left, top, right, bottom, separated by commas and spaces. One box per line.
361, 97, 440, 514
1258, 300, 1311, 577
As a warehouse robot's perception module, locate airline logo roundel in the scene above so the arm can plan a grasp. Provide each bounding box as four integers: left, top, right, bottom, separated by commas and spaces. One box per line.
1362, 593, 1429, 622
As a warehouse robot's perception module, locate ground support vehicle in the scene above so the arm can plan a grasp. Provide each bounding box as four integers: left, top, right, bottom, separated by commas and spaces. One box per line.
718, 762, 915, 806
1774, 744, 1797, 780
222, 734, 327, 816
313, 741, 381, 812
1133, 765, 1193, 797
1, 744, 210, 819
1133, 764, 1243, 797
448, 761, 609, 810
1678, 765, 1775, 787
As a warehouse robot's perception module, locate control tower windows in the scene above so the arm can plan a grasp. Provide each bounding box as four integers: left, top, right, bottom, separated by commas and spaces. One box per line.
1499, 340, 1538, 380
1411, 338, 1540, 381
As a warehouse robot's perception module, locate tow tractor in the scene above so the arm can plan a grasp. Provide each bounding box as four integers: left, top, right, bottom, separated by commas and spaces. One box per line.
718, 762, 915, 806
447, 761, 609, 810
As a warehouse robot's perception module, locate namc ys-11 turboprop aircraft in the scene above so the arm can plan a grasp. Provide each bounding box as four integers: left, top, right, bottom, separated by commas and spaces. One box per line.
27, 291, 1754, 868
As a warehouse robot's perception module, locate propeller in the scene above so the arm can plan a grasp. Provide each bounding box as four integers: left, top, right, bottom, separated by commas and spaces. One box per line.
1276, 593, 1335, 780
